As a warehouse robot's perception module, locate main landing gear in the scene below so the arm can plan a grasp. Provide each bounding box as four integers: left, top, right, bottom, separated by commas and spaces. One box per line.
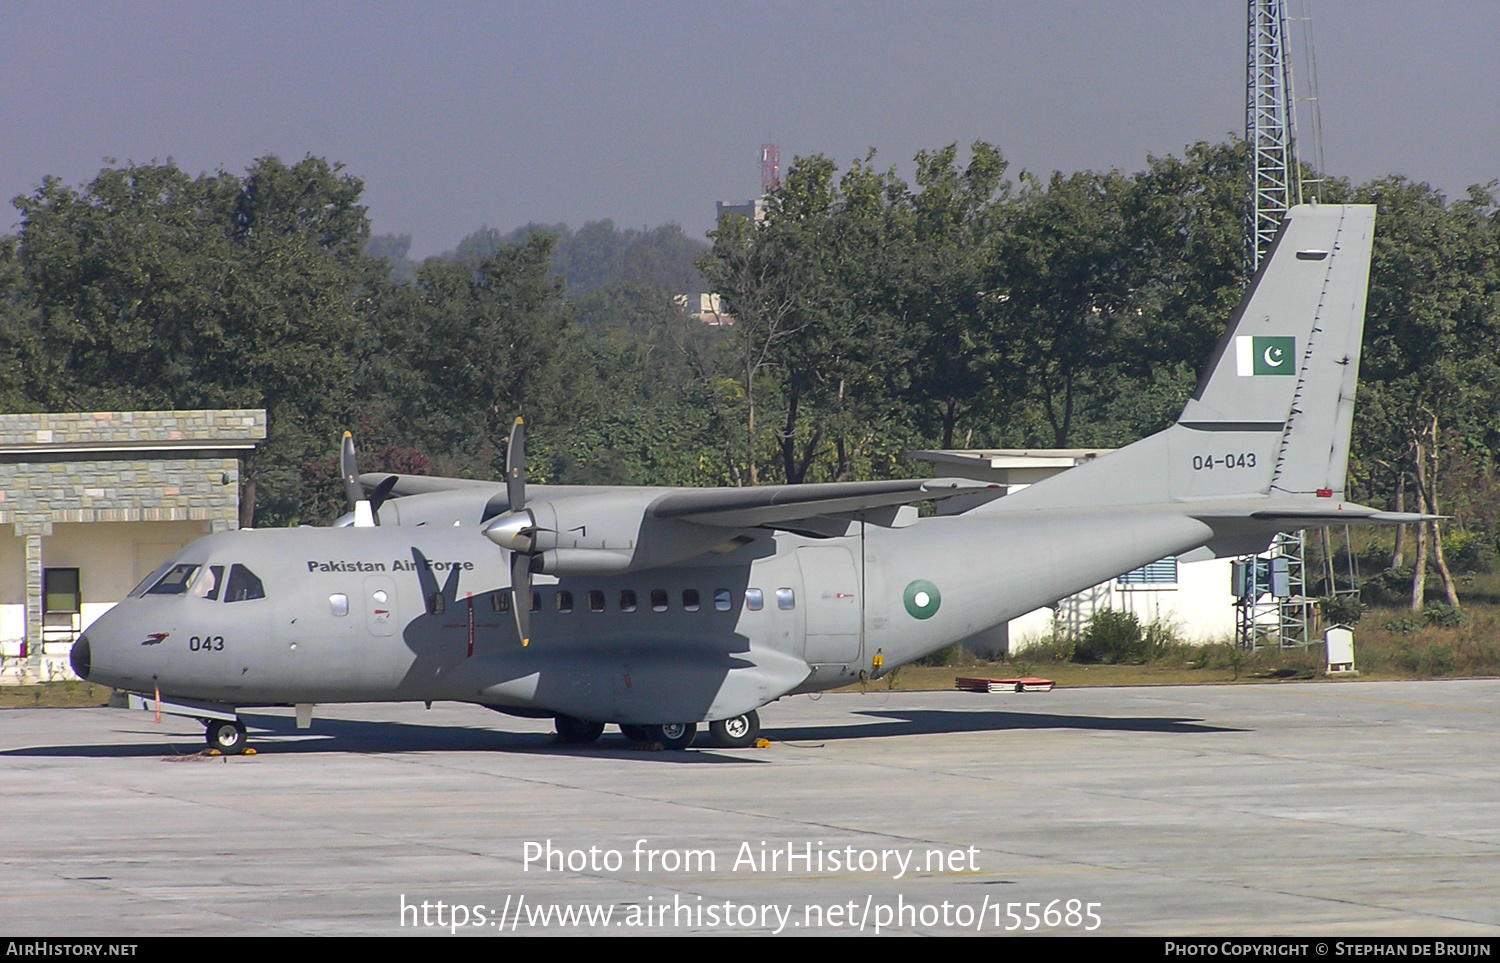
204, 718, 248, 755
708, 710, 760, 749
575, 714, 763, 751
554, 714, 606, 744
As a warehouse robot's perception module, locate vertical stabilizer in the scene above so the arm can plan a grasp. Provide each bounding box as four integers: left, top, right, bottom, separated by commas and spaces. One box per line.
987, 204, 1375, 512
1176, 203, 1374, 499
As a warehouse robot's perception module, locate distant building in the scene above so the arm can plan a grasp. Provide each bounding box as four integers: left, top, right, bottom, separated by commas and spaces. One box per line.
674, 292, 733, 325
715, 198, 767, 225
908, 449, 1237, 657
0, 410, 264, 683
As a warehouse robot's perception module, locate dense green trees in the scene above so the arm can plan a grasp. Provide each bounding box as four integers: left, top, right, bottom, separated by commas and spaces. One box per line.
1, 144, 1496, 599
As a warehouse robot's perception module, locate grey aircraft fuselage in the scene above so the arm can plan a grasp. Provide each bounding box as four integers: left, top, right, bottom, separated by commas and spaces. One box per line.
75, 503, 1215, 725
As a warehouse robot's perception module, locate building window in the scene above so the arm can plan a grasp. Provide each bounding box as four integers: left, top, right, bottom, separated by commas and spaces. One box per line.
44, 568, 81, 615
1117, 557, 1178, 586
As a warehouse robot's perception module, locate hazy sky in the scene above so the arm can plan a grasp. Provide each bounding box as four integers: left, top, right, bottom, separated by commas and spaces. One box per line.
3, 1, 1496, 258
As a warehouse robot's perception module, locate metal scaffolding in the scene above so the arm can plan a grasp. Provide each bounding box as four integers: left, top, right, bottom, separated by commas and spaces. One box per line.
1245, 0, 1300, 275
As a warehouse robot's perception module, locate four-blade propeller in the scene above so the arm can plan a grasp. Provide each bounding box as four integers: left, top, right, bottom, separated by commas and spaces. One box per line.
341, 432, 396, 526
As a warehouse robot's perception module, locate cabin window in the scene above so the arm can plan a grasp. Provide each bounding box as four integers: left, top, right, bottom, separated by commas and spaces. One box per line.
682, 589, 700, 612
146, 564, 199, 596
426, 592, 445, 615
531, 592, 541, 613
329, 594, 349, 617
650, 589, 669, 612
556, 590, 574, 613
745, 588, 763, 611
619, 589, 638, 612
223, 564, 265, 603
588, 590, 606, 613
190, 565, 224, 601
492, 592, 511, 613
714, 589, 732, 611
776, 587, 795, 610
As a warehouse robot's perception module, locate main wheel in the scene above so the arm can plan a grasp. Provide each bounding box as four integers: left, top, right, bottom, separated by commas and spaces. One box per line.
554, 715, 605, 744
708, 710, 760, 749
619, 724, 650, 742
205, 719, 247, 755
647, 722, 696, 750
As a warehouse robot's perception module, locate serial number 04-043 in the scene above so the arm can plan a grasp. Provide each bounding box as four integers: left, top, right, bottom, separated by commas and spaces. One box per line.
1192, 452, 1257, 471
1003, 900, 1101, 931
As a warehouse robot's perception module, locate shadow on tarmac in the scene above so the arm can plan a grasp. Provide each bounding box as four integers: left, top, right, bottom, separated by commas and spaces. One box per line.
765, 708, 1244, 742
2, 704, 1241, 760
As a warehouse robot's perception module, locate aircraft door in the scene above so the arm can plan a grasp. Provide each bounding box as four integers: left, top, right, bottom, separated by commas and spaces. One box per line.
364, 576, 398, 637
796, 546, 861, 665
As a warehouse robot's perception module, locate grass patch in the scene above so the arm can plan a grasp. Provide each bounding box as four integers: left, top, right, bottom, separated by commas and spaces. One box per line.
0, 681, 116, 709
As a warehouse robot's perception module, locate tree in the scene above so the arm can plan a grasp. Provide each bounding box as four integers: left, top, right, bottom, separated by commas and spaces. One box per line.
1354, 178, 1500, 609
3, 155, 369, 525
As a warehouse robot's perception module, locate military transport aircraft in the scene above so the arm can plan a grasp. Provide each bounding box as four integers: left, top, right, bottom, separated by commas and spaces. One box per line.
72, 204, 1420, 753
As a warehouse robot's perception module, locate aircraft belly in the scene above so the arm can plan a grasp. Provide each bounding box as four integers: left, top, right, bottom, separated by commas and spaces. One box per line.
468, 639, 809, 724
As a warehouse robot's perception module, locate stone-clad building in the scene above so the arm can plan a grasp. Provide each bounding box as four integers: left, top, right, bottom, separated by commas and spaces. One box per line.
0, 410, 265, 683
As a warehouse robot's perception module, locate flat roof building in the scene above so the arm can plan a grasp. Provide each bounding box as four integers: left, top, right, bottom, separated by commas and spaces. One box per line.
0, 410, 264, 683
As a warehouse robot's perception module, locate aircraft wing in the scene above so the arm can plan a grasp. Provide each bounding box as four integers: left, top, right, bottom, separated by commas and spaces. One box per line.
649, 478, 997, 529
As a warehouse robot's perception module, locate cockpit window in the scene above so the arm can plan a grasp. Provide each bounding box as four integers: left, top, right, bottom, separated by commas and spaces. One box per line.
223, 564, 266, 603
190, 565, 225, 601
129, 561, 174, 598
145, 564, 200, 596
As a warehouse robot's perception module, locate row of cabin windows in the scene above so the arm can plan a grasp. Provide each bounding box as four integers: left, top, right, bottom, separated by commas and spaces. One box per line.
426, 587, 796, 616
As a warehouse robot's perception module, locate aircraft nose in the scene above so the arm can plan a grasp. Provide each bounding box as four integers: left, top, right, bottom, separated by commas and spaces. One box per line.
70, 634, 91, 681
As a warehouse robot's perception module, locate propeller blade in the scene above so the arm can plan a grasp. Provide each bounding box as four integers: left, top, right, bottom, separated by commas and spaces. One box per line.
506, 417, 526, 513
340, 431, 363, 509
510, 550, 532, 646
368, 475, 399, 526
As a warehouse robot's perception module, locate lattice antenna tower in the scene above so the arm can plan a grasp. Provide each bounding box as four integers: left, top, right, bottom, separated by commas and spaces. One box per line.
760, 143, 781, 196
1245, 0, 1301, 276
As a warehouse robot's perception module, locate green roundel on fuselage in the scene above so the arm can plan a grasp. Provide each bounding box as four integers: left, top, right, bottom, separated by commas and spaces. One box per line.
903, 579, 941, 620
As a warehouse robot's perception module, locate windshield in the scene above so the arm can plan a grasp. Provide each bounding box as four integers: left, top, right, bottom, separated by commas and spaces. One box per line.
144, 563, 200, 596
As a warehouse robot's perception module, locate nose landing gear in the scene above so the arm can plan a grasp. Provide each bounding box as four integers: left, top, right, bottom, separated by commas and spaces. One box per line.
205, 719, 248, 755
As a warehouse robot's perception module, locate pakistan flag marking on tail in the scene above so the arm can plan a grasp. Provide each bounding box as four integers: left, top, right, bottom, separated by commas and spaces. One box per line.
903, 579, 941, 620
1235, 336, 1297, 376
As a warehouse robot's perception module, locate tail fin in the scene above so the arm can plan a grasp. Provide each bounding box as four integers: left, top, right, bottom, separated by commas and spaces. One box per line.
991, 203, 1376, 511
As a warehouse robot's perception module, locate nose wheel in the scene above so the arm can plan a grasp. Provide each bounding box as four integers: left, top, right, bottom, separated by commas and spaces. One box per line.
205, 719, 248, 755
